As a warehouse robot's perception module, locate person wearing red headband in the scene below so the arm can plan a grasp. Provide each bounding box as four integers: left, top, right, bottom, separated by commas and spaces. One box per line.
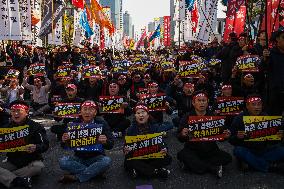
117, 74, 130, 96
229, 94, 284, 173
78, 76, 103, 102
123, 103, 172, 179
177, 91, 232, 178
0, 100, 49, 188
22, 73, 51, 116
59, 100, 113, 183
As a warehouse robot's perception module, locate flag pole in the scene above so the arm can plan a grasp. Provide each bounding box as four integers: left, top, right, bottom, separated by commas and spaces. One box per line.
52, 0, 54, 44
265, 0, 268, 48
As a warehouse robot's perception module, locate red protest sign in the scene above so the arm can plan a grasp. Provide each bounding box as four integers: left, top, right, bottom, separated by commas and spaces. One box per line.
216, 97, 244, 116
140, 93, 167, 111
99, 96, 125, 113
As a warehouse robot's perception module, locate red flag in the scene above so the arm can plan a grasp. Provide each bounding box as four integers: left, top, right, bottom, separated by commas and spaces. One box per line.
261, 0, 280, 40
234, 5, 246, 36
72, 0, 85, 9
223, 0, 245, 42
100, 30, 105, 49
136, 29, 147, 49
163, 16, 171, 47
191, 2, 199, 33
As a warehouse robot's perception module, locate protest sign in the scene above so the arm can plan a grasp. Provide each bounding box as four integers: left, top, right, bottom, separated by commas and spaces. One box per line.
188, 116, 226, 141
124, 133, 166, 160
99, 96, 124, 113
56, 66, 71, 78
235, 55, 260, 72
140, 93, 167, 111
178, 61, 202, 78
244, 116, 283, 142
209, 59, 222, 66
216, 97, 244, 115
0, 125, 30, 152
81, 66, 102, 78
87, 55, 96, 64
161, 61, 175, 72
53, 103, 81, 118
27, 63, 46, 76
66, 122, 103, 152
6, 69, 20, 78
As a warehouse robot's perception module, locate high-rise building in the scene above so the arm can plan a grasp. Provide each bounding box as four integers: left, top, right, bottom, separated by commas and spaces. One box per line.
170, 0, 176, 40
132, 25, 135, 39
100, 0, 122, 31
123, 11, 132, 37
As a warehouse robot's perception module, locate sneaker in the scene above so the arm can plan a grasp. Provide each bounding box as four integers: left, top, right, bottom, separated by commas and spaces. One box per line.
216, 165, 223, 179
129, 169, 138, 179
58, 174, 78, 183
12, 177, 32, 188
155, 168, 170, 178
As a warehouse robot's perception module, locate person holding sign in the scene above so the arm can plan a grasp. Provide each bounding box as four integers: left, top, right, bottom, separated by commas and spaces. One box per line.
124, 104, 172, 179
22, 73, 51, 116
59, 100, 113, 183
229, 94, 284, 172
177, 91, 232, 178
0, 78, 24, 106
101, 81, 131, 137
0, 100, 49, 188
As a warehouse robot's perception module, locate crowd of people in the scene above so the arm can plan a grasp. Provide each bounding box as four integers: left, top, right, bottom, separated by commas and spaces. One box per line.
0, 29, 284, 188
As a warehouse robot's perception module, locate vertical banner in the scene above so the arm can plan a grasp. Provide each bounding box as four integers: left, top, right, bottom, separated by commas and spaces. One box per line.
63, 11, 74, 45
196, 0, 218, 44
8, 0, 22, 40
100, 29, 105, 49
0, 0, 10, 40
73, 9, 83, 46
233, 5, 246, 37
93, 23, 100, 45
19, 0, 32, 40
163, 16, 171, 47
48, 17, 63, 45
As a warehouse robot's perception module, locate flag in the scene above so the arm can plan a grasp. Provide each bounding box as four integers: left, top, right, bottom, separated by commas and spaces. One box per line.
185, 0, 195, 11
164, 16, 171, 47
80, 9, 94, 39
72, 0, 84, 9
39, 0, 65, 37
136, 29, 147, 49
191, 1, 199, 33
149, 24, 161, 42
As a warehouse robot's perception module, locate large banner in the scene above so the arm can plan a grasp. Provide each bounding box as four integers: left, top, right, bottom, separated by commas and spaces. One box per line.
163, 16, 171, 47
48, 17, 63, 45
66, 122, 103, 152
99, 96, 124, 114
140, 93, 167, 112
0, 125, 30, 152
216, 97, 244, 116
53, 103, 81, 118
124, 133, 166, 160
19, 0, 32, 40
39, 0, 65, 37
73, 9, 84, 47
196, 0, 218, 44
188, 116, 226, 141
244, 116, 283, 142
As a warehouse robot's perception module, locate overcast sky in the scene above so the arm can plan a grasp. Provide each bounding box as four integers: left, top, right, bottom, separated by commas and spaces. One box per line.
123, 0, 226, 33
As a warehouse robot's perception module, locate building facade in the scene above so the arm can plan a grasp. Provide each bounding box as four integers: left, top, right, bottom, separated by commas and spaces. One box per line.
123, 11, 132, 37
100, 0, 122, 31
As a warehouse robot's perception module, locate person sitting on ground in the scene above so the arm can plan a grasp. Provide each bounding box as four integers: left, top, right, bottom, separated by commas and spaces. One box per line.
124, 103, 172, 179
177, 91, 232, 178
22, 73, 51, 116
0, 100, 49, 188
229, 94, 284, 172
59, 100, 113, 183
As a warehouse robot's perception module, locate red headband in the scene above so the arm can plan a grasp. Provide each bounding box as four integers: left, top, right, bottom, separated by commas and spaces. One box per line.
222, 85, 232, 90
184, 83, 194, 88
81, 101, 97, 108
109, 82, 118, 87
11, 104, 29, 111
34, 78, 41, 82
134, 105, 149, 113
246, 97, 262, 103
193, 93, 208, 101
244, 74, 253, 79
148, 82, 158, 87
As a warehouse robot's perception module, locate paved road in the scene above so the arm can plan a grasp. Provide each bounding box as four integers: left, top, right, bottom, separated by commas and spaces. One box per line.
1, 116, 284, 189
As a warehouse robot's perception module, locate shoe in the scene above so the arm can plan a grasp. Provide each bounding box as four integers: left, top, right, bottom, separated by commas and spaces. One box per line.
12, 177, 32, 188
216, 165, 223, 179
58, 174, 78, 183
155, 168, 170, 178
129, 169, 138, 179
